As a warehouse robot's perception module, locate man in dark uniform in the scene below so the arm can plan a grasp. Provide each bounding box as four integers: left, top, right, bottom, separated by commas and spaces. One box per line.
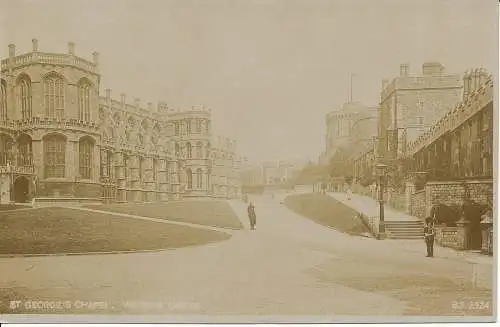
247, 202, 256, 230
424, 217, 435, 257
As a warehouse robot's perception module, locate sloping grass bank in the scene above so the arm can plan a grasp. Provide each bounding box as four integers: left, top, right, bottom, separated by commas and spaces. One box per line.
284, 193, 370, 236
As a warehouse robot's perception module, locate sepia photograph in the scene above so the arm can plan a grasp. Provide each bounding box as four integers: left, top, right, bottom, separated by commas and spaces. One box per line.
0, 0, 497, 324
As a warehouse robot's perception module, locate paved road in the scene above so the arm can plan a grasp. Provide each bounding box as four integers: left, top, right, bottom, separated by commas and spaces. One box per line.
0, 194, 493, 322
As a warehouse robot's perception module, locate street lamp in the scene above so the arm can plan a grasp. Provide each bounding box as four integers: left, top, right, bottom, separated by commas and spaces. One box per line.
374, 163, 388, 239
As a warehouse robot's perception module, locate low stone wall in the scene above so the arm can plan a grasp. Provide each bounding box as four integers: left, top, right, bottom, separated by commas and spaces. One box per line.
410, 189, 426, 218
435, 226, 460, 249
38, 180, 101, 199
426, 180, 493, 208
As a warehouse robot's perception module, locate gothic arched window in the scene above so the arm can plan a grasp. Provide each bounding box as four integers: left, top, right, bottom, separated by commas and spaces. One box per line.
78, 79, 92, 121
44, 134, 66, 178
186, 168, 193, 189
128, 116, 135, 128
123, 154, 129, 182
196, 168, 202, 189
196, 119, 202, 133
206, 142, 211, 158
152, 158, 158, 182
18, 76, 32, 119
196, 141, 202, 158
17, 134, 33, 166
139, 157, 144, 181
186, 142, 192, 158
44, 74, 65, 118
0, 134, 13, 166
79, 137, 94, 179
0, 79, 7, 121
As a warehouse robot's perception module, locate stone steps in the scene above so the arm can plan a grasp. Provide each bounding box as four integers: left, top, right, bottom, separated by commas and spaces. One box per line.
385, 220, 424, 240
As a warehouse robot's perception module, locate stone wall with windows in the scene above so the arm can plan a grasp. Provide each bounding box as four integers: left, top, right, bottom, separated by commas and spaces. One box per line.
0, 40, 240, 203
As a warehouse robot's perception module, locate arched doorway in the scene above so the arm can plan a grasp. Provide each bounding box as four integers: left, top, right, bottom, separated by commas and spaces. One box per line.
13, 176, 30, 203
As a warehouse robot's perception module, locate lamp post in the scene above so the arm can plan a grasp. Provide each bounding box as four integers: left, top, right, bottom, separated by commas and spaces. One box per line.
374, 163, 388, 239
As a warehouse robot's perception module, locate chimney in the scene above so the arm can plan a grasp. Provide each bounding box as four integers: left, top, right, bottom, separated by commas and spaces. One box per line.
68, 42, 75, 55
32, 39, 38, 52
400, 63, 409, 77
462, 70, 470, 99
8, 44, 15, 57
92, 51, 99, 66
120, 93, 126, 107
422, 62, 445, 75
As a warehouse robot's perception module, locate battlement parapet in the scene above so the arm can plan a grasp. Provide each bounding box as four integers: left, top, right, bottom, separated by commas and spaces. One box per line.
2, 40, 98, 73
99, 94, 211, 121
0, 116, 101, 132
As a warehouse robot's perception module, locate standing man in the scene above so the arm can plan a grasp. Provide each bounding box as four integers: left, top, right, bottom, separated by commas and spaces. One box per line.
424, 217, 435, 257
347, 187, 352, 200
247, 201, 257, 230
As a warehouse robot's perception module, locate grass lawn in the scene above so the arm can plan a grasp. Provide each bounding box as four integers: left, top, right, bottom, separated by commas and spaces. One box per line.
85, 200, 243, 229
284, 193, 370, 236
0, 207, 230, 255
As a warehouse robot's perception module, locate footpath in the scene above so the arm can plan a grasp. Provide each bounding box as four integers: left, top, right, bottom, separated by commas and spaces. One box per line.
326, 192, 493, 268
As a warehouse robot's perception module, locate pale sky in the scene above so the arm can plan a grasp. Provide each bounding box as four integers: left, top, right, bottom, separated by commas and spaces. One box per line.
0, 0, 497, 163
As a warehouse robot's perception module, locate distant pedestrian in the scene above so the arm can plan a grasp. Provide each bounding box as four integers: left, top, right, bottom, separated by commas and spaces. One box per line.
347, 188, 352, 200
424, 217, 435, 257
247, 202, 257, 230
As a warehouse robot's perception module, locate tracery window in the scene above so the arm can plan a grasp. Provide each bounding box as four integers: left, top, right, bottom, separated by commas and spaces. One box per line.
196, 168, 203, 189
17, 134, 33, 166
186, 168, 192, 189
79, 137, 93, 179
123, 154, 129, 184
19, 76, 32, 119
78, 80, 91, 121
153, 158, 158, 182
0, 134, 13, 166
186, 142, 192, 158
139, 157, 144, 182
0, 79, 7, 121
196, 141, 202, 158
44, 134, 66, 178
196, 120, 202, 133
44, 74, 65, 118
101, 150, 113, 178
